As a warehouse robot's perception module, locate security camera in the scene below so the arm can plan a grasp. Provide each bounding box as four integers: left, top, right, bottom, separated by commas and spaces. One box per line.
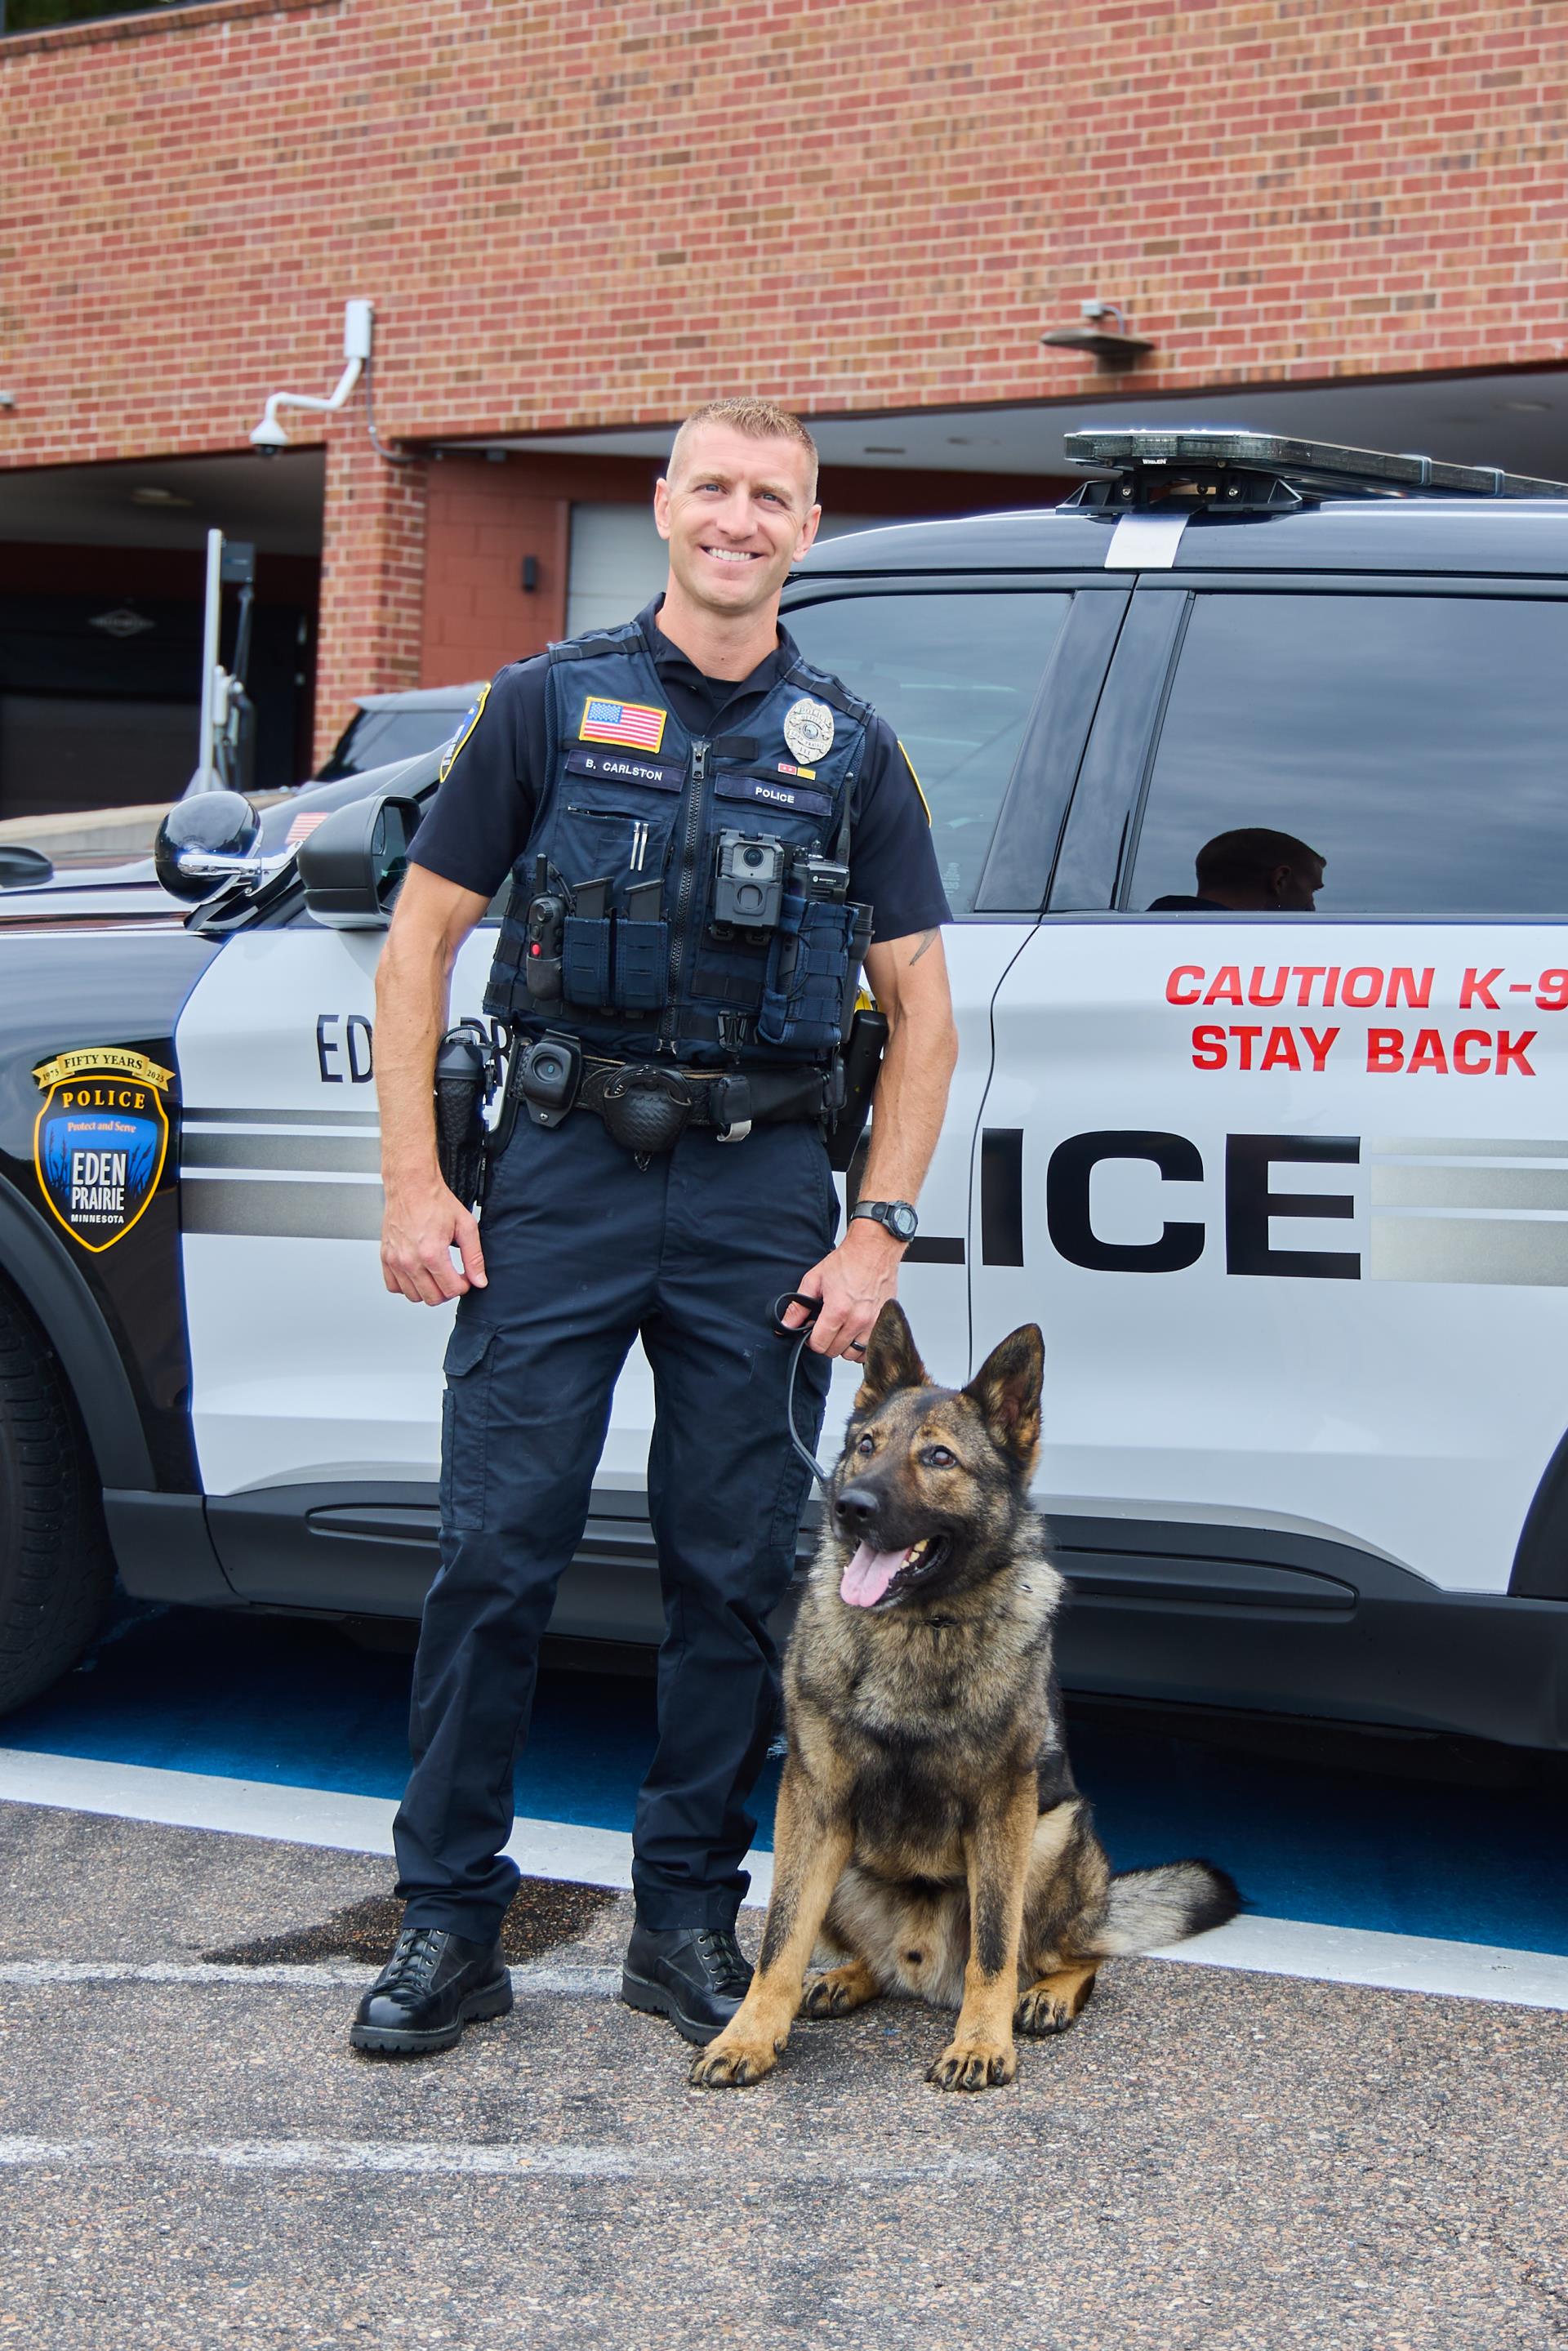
250, 301, 373, 456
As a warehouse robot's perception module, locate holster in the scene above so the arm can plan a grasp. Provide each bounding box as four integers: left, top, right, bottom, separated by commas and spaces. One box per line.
826, 1008, 888, 1170
433, 1025, 495, 1210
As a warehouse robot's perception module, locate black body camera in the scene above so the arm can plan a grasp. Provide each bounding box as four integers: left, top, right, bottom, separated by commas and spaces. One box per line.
518, 1031, 582, 1129
713, 830, 786, 933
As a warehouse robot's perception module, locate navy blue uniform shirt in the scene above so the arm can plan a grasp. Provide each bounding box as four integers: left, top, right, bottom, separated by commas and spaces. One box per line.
410, 597, 951, 945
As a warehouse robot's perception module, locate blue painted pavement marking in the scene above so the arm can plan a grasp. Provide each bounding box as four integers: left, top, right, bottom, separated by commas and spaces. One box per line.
3, 1601, 1566, 1959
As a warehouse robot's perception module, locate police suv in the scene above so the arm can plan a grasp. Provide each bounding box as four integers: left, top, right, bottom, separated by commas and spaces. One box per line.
4, 427, 1568, 1752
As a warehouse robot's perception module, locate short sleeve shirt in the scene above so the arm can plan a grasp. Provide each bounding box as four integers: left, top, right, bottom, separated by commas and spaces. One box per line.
409, 597, 951, 945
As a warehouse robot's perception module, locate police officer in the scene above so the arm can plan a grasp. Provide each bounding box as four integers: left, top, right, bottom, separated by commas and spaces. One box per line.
351, 399, 956, 2056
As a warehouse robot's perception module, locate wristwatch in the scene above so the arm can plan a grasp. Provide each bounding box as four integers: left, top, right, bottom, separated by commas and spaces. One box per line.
850, 1199, 919, 1245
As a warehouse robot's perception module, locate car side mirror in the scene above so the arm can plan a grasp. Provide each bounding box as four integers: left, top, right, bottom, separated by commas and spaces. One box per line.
0, 844, 55, 889
296, 791, 421, 928
154, 790, 276, 903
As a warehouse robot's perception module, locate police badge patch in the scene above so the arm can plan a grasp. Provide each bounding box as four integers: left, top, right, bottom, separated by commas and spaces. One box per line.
782, 696, 834, 765
33, 1048, 173, 1253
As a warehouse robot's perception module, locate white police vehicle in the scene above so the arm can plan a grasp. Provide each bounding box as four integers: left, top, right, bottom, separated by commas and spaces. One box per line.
4, 427, 1568, 1750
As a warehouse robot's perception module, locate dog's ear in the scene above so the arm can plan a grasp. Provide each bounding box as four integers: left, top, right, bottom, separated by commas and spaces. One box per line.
963, 1323, 1044, 1472
853, 1299, 929, 1413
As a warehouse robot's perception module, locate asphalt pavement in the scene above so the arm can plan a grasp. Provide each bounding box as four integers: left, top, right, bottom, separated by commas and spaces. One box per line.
2, 1801, 1566, 2351
2, 1601, 1566, 2347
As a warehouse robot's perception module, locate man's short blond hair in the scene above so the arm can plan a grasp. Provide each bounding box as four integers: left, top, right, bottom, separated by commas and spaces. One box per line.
667, 399, 819, 509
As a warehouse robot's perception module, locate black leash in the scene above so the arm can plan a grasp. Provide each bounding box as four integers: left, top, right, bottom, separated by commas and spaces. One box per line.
771, 1292, 844, 1497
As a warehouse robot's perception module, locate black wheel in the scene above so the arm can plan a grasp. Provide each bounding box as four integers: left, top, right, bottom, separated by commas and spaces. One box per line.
0, 1285, 113, 1716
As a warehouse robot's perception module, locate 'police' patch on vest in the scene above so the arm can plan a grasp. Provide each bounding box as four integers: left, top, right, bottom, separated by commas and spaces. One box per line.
565, 747, 684, 792
714, 773, 833, 822
32, 1047, 173, 1253
579, 697, 668, 753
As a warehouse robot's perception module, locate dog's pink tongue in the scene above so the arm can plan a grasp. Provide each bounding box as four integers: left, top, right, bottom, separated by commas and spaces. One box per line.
840, 1543, 904, 1609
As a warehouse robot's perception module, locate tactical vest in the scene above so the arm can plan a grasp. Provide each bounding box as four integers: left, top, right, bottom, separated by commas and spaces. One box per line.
485, 619, 873, 1066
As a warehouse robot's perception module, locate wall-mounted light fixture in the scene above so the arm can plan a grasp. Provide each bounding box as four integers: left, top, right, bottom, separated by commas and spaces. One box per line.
520, 556, 540, 593
1040, 299, 1154, 372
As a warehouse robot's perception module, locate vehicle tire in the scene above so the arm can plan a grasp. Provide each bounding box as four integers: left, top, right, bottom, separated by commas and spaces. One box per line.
0, 1285, 114, 1716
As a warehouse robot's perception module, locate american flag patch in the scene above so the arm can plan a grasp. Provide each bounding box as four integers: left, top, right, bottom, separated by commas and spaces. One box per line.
579, 697, 667, 753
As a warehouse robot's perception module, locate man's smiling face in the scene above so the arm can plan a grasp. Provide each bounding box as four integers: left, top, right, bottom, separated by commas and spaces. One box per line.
654, 423, 821, 621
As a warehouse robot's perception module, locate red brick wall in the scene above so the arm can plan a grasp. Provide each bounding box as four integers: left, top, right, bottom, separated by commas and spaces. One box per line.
2, 0, 1562, 479
4, 0, 1563, 757
314, 421, 425, 764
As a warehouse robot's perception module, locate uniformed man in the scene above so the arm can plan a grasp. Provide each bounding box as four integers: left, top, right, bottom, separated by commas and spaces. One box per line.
350, 398, 957, 2056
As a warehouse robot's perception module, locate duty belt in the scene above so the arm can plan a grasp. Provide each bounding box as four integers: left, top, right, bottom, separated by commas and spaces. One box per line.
576, 1055, 829, 1154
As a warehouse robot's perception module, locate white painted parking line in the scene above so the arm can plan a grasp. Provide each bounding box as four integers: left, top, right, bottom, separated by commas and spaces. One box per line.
1153, 1913, 1568, 2010
0, 2137, 1000, 2180
0, 1747, 658, 1891
4, 1746, 1566, 2012
0, 1960, 621, 1993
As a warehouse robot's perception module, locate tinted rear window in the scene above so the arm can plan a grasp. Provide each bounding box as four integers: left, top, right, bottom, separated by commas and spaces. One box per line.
1126, 594, 1568, 918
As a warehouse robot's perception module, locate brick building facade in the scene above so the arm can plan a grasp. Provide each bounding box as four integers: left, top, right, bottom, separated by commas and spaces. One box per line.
1, 0, 1563, 810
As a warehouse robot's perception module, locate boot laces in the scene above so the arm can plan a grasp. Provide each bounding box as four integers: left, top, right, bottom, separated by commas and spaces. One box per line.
379, 1926, 445, 1991
695, 1927, 750, 1995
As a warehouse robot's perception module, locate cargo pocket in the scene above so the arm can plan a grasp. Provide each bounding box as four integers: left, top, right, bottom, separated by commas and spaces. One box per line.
439, 1320, 497, 1534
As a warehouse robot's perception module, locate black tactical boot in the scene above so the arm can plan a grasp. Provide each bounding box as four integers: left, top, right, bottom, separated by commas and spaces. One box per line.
620, 1922, 753, 2046
350, 1924, 512, 2055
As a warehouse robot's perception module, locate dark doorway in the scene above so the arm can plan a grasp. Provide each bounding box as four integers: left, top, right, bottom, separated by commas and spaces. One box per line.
0, 451, 323, 826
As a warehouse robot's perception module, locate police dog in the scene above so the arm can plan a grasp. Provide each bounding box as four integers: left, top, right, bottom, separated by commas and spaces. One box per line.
690, 1302, 1238, 2093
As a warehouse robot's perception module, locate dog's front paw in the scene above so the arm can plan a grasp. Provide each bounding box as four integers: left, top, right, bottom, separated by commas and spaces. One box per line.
801, 1960, 879, 2020
1015, 1985, 1077, 2036
1015, 1966, 1098, 2037
926, 2035, 1017, 2092
688, 2031, 780, 2090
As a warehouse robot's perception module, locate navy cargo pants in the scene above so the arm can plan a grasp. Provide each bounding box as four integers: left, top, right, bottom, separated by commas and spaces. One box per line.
392, 1104, 835, 1943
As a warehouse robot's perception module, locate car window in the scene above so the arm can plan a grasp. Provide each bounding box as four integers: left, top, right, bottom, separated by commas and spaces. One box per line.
1125, 594, 1568, 917
786, 592, 1070, 915
318, 706, 465, 781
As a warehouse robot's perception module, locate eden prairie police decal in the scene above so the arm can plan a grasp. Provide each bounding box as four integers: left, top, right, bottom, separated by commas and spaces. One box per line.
32, 1047, 173, 1252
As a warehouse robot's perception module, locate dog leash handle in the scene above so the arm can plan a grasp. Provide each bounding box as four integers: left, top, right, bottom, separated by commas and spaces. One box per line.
771, 1293, 834, 1496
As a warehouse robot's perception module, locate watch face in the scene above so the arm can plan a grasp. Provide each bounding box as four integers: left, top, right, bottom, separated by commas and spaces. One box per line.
889, 1204, 918, 1241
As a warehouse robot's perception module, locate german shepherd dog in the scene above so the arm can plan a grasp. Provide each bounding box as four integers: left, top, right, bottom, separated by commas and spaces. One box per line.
690, 1302, 1238, 2092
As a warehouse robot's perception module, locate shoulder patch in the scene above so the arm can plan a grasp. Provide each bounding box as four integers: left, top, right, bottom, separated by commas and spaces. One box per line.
898, 739, 932, 825
439, 682, 490, 784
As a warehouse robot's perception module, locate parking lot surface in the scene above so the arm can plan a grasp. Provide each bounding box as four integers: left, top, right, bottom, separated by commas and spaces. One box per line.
2, 1603, 1566, 2348
2, 1801, 1565, 2351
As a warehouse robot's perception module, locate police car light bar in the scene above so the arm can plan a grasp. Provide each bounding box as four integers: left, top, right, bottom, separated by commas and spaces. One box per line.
1062, 426, 1568, 507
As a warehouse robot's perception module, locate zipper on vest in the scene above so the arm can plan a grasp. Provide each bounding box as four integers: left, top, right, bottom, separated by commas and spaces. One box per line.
661, 737, 710, 1050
